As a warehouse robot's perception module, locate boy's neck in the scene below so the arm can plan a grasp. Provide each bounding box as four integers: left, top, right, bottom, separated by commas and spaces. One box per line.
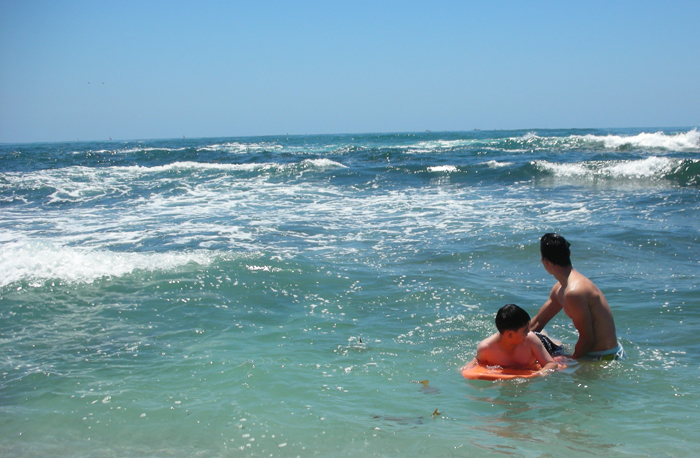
552, 265, 574, 284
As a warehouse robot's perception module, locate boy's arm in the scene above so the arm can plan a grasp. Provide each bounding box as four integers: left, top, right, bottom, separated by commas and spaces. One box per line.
462, 342, 489, 370
462, 357, 478, 370
474, 342, 488, 365
470, 335, 496, 367
530, 287, 562, 332
528, 333, 559, 372
462, 340, 487, 370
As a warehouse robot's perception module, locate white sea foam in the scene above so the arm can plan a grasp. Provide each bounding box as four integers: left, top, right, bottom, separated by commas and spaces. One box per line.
0, 241, 218, 287
533, 156, 687, 179
1, 167, 133, 204
4, 159, 346, 190
427, 165, 458, 173
469, 129, 700, 152
7, 150, 670, 288
483, 160, 514, 168
115, 146, 190, 154
576, 129, 700, 151
1, 159, 347, 205
404, 139, 480, 153
370, 130, 699, 154
87, 143, 279, 155
0, 172, 595, 288
119, 159, 345, 174
118, 161, 281, 174
301, 158, 347, 169
197, 142, 283, 154
513, 132, 588, 150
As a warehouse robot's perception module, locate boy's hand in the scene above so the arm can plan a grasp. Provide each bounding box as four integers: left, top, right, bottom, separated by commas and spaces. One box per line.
539, 361, 560, 374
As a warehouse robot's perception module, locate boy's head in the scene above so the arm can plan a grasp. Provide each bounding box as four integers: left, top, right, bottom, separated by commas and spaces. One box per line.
495, 304, 531, 334
540, 233, 572, 267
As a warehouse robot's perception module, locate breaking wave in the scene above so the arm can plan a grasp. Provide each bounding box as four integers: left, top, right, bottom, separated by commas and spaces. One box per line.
532, 157, 700, 184
0, 241, 221, 287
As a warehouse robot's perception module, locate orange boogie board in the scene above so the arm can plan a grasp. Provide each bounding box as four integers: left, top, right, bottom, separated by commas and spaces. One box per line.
461, 356, 568, 381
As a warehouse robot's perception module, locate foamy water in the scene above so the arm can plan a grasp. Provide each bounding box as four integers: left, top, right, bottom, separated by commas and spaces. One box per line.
533, 156, 695, 179
1, 128, 699, 458
581, 128, 700, 150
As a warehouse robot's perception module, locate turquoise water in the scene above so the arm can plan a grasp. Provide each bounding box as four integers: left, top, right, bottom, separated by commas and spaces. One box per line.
1, 129, 699, 457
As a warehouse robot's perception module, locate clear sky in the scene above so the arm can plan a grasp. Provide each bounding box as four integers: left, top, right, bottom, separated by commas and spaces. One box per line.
1, 0, 699, 143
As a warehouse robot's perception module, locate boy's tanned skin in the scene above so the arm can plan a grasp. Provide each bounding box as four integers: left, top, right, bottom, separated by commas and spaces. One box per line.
530, 233, 618, 359
471, 326, 559, 373
465, 304, 559, 374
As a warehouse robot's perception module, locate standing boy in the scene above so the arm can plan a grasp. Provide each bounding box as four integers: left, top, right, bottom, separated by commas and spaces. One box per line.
530, 233, 624, 360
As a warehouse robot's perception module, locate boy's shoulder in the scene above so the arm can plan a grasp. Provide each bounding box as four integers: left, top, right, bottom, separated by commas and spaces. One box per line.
476, 333, 501, 360
524, 331, 540, 344
477, 332, 499, 349
525, 331, 555, 358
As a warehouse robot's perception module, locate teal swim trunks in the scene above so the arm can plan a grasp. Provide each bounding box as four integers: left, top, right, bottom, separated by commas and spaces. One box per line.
584, 342, 625, 361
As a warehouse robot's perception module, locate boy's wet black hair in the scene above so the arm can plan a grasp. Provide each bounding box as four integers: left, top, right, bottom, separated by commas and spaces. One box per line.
495, 304, 531, 333
540, 233, 572, 267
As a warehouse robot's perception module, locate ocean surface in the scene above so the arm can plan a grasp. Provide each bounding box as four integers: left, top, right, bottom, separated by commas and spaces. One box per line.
1, 128, 699, 457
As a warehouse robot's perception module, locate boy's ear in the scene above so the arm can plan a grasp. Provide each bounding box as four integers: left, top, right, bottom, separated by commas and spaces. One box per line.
505, 330, 514, 339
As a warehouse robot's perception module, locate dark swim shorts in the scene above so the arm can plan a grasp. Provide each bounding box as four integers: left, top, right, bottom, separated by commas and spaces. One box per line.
534, 332, 564, 355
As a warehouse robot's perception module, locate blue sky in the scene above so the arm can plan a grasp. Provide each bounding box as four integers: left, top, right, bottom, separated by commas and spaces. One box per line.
1, 1, 699, 143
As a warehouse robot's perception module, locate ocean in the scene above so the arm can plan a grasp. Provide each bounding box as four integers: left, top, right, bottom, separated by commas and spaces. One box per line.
1, 128, 698, 457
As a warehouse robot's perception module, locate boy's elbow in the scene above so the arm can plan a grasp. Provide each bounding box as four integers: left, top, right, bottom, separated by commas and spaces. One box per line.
529, 319, 544, 333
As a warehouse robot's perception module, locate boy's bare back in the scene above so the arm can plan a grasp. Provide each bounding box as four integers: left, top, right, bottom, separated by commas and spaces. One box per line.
550, 269, 618, 356
477, 332, 551, 370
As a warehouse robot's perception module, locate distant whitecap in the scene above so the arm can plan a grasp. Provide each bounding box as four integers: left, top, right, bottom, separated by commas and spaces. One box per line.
427, 165, 457, 173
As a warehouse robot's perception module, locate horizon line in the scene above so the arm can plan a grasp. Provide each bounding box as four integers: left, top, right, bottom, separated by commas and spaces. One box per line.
1, 125, 698, 146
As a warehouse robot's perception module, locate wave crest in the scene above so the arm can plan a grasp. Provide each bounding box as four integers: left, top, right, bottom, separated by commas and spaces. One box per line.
0, 241, 218, 288
533, 157, 699, 182
576, 129, 700, 151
